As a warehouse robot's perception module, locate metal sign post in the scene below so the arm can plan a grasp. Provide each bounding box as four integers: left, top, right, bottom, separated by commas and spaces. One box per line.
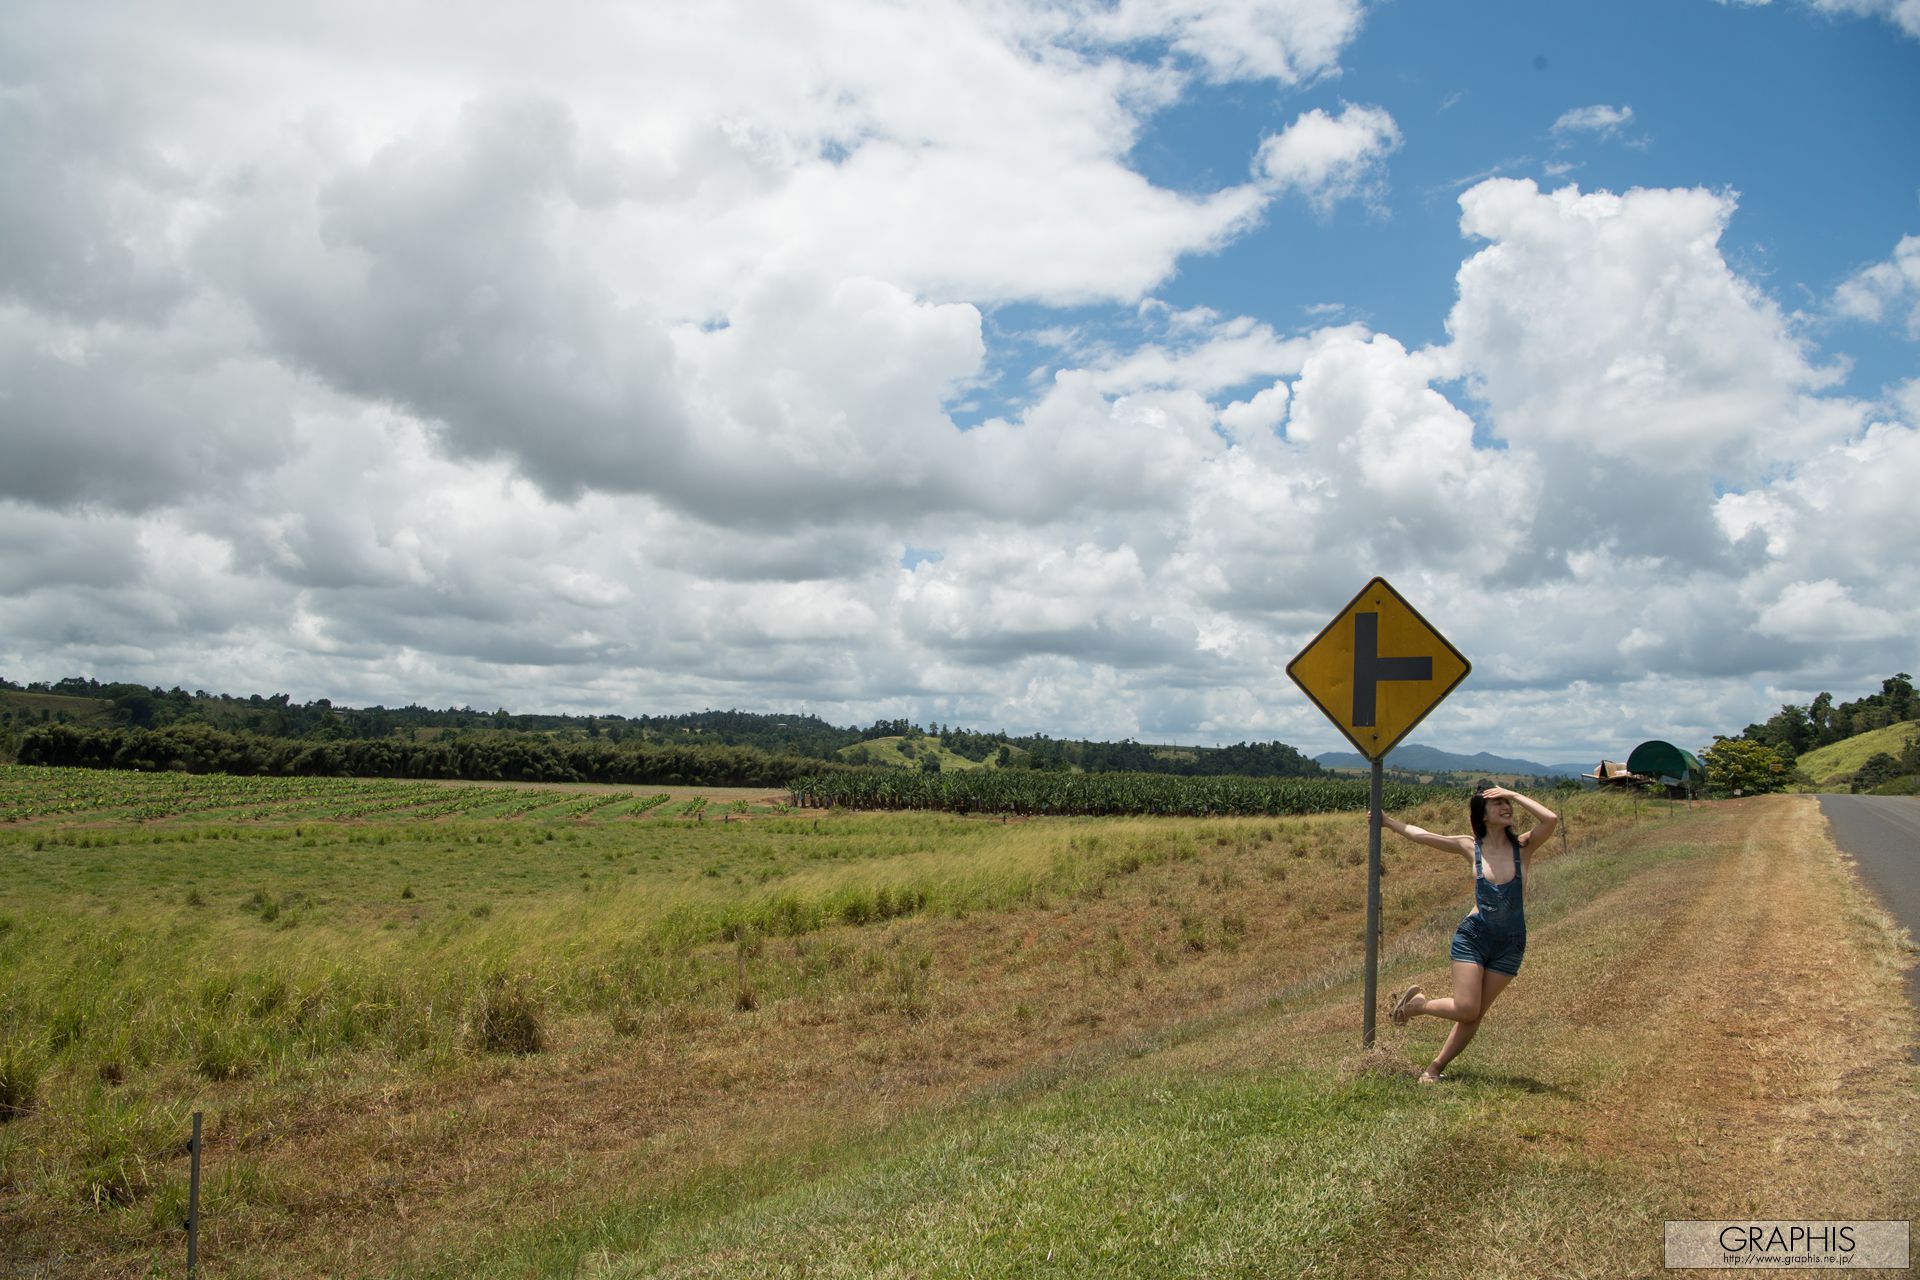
1288, 577, 1470, 1048
1363, 757, 1384, 1046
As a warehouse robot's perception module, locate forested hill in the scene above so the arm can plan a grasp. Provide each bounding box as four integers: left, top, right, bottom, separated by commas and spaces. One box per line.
0, 678, 869, 754
1733, 673, 1915, 762
1000, 734, 1321, 778
0, 677, 1323, 779
1722, 672, 1919, 796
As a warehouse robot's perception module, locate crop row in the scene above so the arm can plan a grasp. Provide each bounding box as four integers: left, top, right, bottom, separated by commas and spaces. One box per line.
622, 793, 673, 817
1, 766, 736, 826
788, 769, 1444, 817
482, 791, 581, 819
0, 768, 558, 824
0, 768, 387, 823
553, 791, 637, 818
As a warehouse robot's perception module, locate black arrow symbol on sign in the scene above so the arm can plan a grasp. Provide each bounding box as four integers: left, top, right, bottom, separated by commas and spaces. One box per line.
1352, 611, 1431, 727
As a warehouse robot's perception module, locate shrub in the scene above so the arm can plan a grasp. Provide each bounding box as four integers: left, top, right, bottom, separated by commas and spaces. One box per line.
1852, 753, 1906, 794
0, 1039, 42, 1121
469, 971, 545, 1055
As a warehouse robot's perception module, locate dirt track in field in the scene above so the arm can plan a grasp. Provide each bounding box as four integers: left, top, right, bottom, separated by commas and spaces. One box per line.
1544, 796, 1916, 1217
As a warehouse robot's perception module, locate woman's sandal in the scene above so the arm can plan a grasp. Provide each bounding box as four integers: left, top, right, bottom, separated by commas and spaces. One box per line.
1389, 984, 1425, 1026
1417, 1068, 1445, 1084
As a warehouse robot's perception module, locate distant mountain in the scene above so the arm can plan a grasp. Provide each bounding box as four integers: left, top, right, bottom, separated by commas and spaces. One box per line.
1315, 743, 1590, 778
1544, 761, 1604, 777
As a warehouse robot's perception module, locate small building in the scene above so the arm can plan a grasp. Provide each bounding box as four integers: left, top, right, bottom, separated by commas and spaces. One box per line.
1585, 760, 1639, 787
1625, 740, 1706, 799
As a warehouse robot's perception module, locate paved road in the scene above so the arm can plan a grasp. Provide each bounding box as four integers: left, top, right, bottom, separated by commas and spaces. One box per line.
1818, 794, 1920, 1014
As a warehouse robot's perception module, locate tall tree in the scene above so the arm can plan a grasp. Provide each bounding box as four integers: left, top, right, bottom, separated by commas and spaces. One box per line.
1883, 673, 1914, 722
1701, 737, 1790, 796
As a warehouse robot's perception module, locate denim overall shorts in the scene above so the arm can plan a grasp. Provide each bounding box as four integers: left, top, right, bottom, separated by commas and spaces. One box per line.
1449, 836, 1526, 976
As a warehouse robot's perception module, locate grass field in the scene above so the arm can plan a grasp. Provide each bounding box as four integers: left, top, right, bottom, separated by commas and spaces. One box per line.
835, 735, 1012, 770
1, 768, 1913, 1277
1791, 720, 1919, 789
0, 690, 115, 727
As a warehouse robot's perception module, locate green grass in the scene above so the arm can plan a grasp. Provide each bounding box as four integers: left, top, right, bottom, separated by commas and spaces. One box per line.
416, 840, 1702, 1280
2, 776, 1393, 1120
0, 768, 1269, 1263
0, 768, 1272, 1166
393, 815, 1780, 1280
408, 1052, 1674, 1280
530, 1070, 1450, 1279
1790, 721, 1918, 789
0, 769, 1696, 1275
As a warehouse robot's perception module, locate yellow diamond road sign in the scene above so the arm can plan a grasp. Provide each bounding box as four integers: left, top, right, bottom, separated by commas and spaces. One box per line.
1287, 577, 1470, 761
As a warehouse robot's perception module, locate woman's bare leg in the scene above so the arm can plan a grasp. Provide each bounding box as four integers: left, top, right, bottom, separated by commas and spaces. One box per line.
1408, 962, 1514, 1077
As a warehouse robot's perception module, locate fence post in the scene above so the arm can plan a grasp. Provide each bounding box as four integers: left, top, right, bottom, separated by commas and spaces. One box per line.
185, 1110, 203, 1277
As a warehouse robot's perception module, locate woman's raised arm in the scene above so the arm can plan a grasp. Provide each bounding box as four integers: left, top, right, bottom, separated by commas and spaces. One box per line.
1381, 813, 1472, 857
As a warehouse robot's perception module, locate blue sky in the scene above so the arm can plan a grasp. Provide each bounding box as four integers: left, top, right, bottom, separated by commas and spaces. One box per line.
2, 0, 1917, 762
971, 0, 1920, 416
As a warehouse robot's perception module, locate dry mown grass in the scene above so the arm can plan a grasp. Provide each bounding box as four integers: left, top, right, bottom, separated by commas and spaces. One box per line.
1156, 795, 1918, 1280
1564, 798, 1916, 1213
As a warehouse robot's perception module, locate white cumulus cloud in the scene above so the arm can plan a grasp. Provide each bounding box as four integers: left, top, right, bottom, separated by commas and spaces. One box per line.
1444, 180, 1855, 480
0, 0, 1911, 762
1833, 234, 1920, 337
1255, 103, 1403, 212
1713, 0, 1920, 37
1078, 0, 1367, 85
1804, 0, 1920, 38
1551, 104, 1635, 137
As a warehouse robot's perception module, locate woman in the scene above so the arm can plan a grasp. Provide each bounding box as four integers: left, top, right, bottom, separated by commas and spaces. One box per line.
1382, 784, 1557, 1083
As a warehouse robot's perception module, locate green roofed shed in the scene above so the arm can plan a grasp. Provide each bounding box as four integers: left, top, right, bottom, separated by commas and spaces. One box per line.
1626, 740, 1705, 794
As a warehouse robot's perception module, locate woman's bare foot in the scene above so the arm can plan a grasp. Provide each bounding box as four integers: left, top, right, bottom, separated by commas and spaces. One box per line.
1417, 1067, 1445, 1084
1389, 985, 1426, 1026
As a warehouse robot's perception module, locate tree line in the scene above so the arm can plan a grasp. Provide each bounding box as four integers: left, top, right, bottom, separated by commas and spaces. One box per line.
2, 676, 1326, 779
15, 723, 852, 788
998, 734, 1323, 777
